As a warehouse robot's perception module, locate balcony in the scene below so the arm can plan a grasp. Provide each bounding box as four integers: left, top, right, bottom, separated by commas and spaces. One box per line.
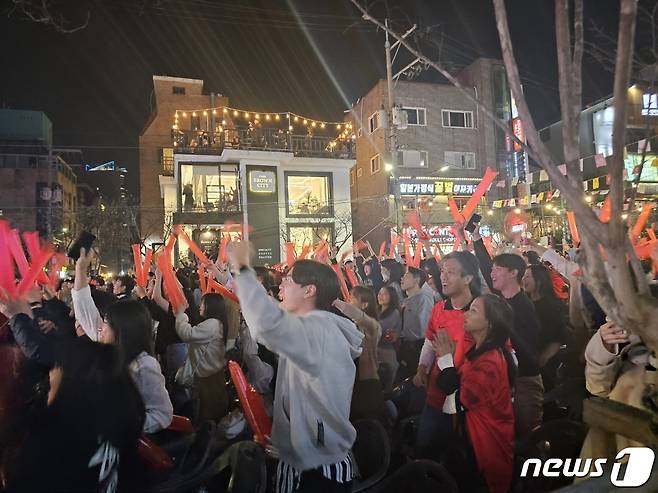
172, 127, 355, 159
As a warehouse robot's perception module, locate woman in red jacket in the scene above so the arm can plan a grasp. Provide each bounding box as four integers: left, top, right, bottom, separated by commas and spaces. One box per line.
432, 293, 516, 493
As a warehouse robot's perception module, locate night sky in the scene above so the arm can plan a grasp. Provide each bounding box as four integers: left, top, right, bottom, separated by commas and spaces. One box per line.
1, 0, 634, 196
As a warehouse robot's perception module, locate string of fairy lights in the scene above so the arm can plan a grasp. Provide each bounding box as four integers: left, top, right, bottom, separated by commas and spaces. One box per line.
172, 106, 354, 139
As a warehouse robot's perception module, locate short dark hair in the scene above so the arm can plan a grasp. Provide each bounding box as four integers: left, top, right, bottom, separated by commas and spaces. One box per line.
105, 300, 154, 363
90, 289, 117, 319
116, 275, 135, 293
406, 266, 428, 287
381, 259, 404, 283
493, 253, 526, 284
291, 259, 341, 311
442, 251, 482, 296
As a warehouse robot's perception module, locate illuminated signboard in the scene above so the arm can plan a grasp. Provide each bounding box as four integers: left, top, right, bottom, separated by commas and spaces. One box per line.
249, 170, 276, 193
404, 224, 492, 244
643, 93, 658, 116
512, 117, 524, 152
397, 180, 478, 196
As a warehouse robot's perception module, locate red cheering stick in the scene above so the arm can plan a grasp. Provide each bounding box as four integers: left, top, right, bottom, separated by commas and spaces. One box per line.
163, 233, 177, 256
8, 229, 29, 277
48, 254, 67, 289
432, 244, 442, 262
207, 279, 239, 304
406, 211, 430, 240
156, 254, 186, 312
413, 241, 423, 268
176, 228, 211, 265
353, 239, 368, 252
599, 196, 611, 223
648, 229, 657, 242
22, 232, 51, 286
566, 212, 581, 247
228, 361, 272, 446
331, 264, 350, 301
299, 243, 312, 260
345, 268, 359, 289
285, 242, 296, 268
632, 203, 655, 241
378, 241, 387, 259
313, 240, 329, 264
132, 245, 144, 287
16, 246, 53, 296
448, 198, 464, 224
0, 223, 17, 295
461, 167, 498, 223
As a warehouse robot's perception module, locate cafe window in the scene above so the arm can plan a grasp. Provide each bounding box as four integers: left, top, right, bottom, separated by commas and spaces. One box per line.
179, 163, 240, 212
287, 224, 334, 255
190, 115, 201, 131
285, 172, 332, 216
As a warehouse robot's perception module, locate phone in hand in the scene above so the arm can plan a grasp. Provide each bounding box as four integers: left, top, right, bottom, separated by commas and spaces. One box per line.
68, 231, 96, 261
464, 213, 482, 233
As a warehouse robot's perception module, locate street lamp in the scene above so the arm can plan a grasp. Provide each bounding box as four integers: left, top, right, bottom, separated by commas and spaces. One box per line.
439, 165, 450, 172
384, 163, 393, 172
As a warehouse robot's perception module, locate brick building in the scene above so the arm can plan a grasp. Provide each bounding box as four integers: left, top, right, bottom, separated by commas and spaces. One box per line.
139, 76, 229, 243
0, 109, 79, 240
347, 58, 515, 249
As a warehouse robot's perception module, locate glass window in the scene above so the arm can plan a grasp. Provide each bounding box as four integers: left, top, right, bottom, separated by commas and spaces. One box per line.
286, 173, 332, 216
402, 107, 426, 126
397, 150, 428, 167
190, 115, 201, 131
370, 154, 381, 174
442, 110, 474, 128
369, 112, 380, 133
180, 163, 240, 212
172, 86, 186, 95
444, 151, 476, 169
288, 224, 334, 255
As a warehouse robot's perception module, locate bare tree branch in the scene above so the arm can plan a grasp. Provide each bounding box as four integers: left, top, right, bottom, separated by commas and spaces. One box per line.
9, 0, 90, 34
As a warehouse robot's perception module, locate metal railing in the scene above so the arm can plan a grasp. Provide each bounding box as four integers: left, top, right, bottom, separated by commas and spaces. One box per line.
172, 127, 355, 159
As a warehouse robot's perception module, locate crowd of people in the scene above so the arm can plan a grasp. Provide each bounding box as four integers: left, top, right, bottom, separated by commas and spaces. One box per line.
0, 219, 655, 493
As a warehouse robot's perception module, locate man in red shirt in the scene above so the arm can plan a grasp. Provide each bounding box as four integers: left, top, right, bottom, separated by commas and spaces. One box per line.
413, 251, 482, 459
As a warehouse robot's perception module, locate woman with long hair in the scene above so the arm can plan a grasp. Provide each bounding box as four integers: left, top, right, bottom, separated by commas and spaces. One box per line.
522, 263, 568, 390
175, 293, 230, 422
376, 285, 402, 392
101, 300, 173, 434
5, 339, 145, 492
333, 285, 383, 420
432, 293, 516, 493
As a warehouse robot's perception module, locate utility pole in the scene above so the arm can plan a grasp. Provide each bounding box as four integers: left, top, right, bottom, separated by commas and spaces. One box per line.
384, 19, 400, 234
385, 20, 418, 236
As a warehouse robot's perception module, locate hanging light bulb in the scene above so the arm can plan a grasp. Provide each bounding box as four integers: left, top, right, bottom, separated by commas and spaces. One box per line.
320, 123, 326, 129
182, 112, 187, 117
212, 109, 217, 115
303, 119, 308, 125
223, 108, 228, 113
487, 210, 494, 216
221, 120, 226, 125
311, 121, 317, 127
294, 116, 299, 122
203, 111, 208, 116
192, 112, 197, 117
337, 124, 342, 130
288, 125, 293, 131
275, 114, 280, 120
265, 114, 271, 120
245, 112, 250, 118
255, 114, 260, 119
233, 110, 238, 116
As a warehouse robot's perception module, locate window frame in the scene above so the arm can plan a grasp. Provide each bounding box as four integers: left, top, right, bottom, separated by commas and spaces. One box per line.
368, 111, 381, 133
357, 168, 363, 177
397, 149, 429, 168
441, 109, 475, 129
177, 162, 241, 213
284, 171, 334, 218
172, 86, 186, 95
350, 169, 355, 186
401, 106, 427, 126
444, 151, 477, 170
370, 154, 381, 174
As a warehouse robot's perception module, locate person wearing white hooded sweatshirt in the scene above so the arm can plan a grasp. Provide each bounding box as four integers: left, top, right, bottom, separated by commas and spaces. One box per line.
228, 241, 364, 493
